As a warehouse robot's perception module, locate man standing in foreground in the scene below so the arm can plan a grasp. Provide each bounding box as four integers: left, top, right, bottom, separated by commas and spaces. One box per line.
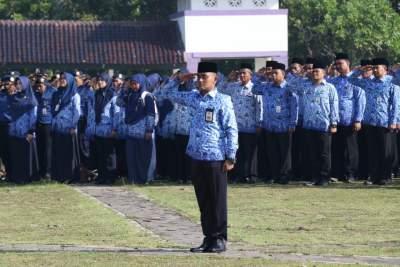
166, 62, 238, 253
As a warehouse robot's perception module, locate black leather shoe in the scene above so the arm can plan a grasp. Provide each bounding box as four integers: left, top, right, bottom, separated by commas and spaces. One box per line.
190, 238, 210, 253
203, 238, 226, 253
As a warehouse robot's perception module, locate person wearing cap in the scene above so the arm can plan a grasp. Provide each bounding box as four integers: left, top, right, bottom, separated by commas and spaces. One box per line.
346, 59, 374, 181
173, 73, 196, 184
253, 60, 277, 183
256, 62, 298, 184
360, 59, 374, 80
118, 74, 157, 184
6, 76, 39, 184
303, 57, 316, 79
51, 72, 81, 183
112, 73, 125, 93
363, 58, 400, 185
302, 60, 339, 186
0, 76, 14, 179
219, 63, 262, 183
328, 53, 366, 183
286, 58, 304, 83
34, 75, 57, 180
264, 60, 277, 81
165, 62, 238, 253
86, 74, 119, 184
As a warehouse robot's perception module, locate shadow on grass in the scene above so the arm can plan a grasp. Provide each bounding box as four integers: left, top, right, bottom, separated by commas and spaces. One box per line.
136, 178, 400, 190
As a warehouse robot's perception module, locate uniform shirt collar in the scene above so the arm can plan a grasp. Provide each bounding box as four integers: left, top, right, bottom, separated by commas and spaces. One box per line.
272, 80, 287, 88
313, 79, 327, 86
199, 88, 217, 98
242, 81, 253, 90
374, 75, 391, 83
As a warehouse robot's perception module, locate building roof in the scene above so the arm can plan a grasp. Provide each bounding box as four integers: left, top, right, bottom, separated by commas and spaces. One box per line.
0, 20, 185, 66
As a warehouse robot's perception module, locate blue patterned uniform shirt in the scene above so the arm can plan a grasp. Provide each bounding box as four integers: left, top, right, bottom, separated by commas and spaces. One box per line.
394, 70, 400, 86
52, 94, 81, 134
220, 81, 262, 133
77, 85, 94, 118
328, 75, 366, 126
9, 107, 37, 138
302, 79, 339, 132
166, 79, 238, 161
122, 93, 156, 139
363, 75, 400, 127
153, 86, 177, 138
35, 86, 57, 125
258, 80, 298, 132
286, 76, 312, 126
86, 96, 120, 138
175, 102, 193, 136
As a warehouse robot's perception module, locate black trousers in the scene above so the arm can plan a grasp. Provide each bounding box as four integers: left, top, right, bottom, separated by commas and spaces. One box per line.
265, 131, 292, 182
156, 136, 176, 179
304, 129, 332, 183
233, 132, 257, 181
366, 125, 394, 183
9, 137, 39, 184
291, 127, 312, 181
51, 132, 80, 182
115, 139, 127, 178
357, 127, 369, 180
191, 159, 227, 241
175, 134, 191, 182
36, 123, 52, 177
93, 136, 117, 184
257, 129, 270, 181
332, 125, 359, 180
0, 122, 11, 175
78, 117, 91, 168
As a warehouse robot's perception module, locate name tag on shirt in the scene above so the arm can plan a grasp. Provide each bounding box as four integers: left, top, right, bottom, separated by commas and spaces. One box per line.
205, 108, 214, 123
276, 106, 281, 113
42, 108, 47, 115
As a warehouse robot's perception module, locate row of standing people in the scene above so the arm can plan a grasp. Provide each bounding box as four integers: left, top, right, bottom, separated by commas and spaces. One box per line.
1, 55, 399, 186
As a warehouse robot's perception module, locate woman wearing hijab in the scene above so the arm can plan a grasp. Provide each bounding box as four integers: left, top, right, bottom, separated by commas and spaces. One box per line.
7, 76, 39, 184
119, 74, 156, 184
51, 72, 81, 183
86, 73, 119, 184
34, 76, 57, 180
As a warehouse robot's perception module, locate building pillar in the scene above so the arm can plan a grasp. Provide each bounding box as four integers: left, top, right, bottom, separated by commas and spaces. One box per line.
185, 53, 201, 73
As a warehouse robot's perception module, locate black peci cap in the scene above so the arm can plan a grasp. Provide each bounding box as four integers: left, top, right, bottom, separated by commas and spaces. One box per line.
372, 58, 389, 67
198, 62, 218, 73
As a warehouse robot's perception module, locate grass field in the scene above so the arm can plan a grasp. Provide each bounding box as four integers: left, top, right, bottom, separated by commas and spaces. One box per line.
0, 182, 169, 248
131, 182, 400, 256
0, 253, 383, 267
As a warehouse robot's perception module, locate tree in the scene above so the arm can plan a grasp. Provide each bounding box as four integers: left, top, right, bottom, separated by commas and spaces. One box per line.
0, 0, 176, 21
281, 0, 400, 63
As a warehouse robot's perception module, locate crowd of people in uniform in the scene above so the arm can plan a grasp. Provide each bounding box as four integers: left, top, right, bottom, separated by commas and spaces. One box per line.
0, 53, 399, 187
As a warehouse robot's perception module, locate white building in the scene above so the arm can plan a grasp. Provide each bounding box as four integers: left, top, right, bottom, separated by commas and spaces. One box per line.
171, 0, 288, 72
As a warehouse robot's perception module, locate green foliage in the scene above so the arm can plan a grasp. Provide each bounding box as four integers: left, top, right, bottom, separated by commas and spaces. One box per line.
0, 0, 176, 21
281, 0, 400, 63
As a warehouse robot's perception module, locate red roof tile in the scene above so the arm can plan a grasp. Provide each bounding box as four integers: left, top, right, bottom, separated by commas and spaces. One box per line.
0, 20, 185, 66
